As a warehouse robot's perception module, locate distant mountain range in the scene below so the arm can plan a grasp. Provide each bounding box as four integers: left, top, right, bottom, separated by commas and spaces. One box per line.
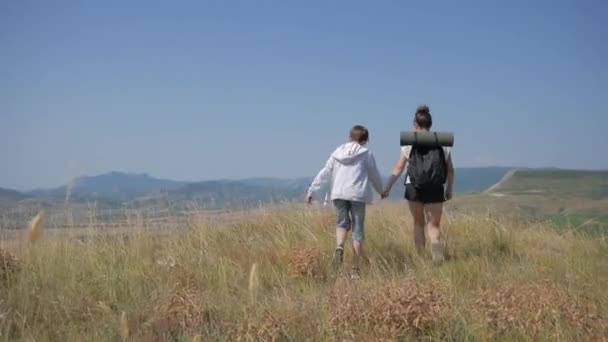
27, 172, 186, 201
0, 168, 514, 208
0, 187, 28, 201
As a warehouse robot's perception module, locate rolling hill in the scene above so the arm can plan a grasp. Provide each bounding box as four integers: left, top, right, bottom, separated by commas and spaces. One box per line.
13, 168, 512, 208
491, 169, 608, 200
172, 167, 512, 204
2, 168, 606, 232
487, 169, 608, 235
12, 168, 512, 205
27, 172, 186, 201
0, 187, 28, 201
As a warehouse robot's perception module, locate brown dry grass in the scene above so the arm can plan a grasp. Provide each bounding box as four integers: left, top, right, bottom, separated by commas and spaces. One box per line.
329, 278, 449, 340
472, 280, 608, 340
147, 266, 210, 336
222, 314, 288, 342
285, 247, 324, 279
0, 248, 19, 286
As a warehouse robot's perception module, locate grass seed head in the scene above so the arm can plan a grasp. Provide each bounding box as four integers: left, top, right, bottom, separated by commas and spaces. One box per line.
28, 211, 45, 242
248, 262, 259, 304
120, 311, 129, 339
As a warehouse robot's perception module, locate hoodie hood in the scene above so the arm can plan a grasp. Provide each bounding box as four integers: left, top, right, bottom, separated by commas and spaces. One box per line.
331, 142, 369, 165
308, 141, 384, 204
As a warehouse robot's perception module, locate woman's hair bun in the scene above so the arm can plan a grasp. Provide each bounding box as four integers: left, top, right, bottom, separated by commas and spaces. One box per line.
415, 105, 430, 115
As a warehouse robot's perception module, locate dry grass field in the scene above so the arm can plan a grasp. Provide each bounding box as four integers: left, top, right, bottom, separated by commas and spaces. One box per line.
1, 200, 607, 341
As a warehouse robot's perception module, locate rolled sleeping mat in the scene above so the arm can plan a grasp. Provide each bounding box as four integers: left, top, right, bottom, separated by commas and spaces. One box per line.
400, 131, 454, 147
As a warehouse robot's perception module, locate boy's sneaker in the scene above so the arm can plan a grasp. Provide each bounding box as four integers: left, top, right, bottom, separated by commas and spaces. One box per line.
350, 266, 361, 280
333, 247, 344, 270
430, 241, 445, 266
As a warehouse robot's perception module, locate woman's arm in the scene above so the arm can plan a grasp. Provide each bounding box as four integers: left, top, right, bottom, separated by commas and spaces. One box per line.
445, 154, 454, 199
383, 152, 408, 197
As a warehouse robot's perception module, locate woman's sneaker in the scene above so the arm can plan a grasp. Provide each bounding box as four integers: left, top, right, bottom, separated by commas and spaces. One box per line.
333, 247, 344, 270
430, 241, 445, 266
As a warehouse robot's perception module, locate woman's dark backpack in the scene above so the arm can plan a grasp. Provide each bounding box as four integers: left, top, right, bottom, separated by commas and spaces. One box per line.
406, 146, 448, 189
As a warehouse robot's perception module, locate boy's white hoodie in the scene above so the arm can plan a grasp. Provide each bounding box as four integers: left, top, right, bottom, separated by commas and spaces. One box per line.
307, 142, 383, 204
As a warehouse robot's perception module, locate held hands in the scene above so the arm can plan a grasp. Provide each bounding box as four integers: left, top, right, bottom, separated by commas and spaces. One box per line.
381, 188, 391, 199
381, 175, 398, 200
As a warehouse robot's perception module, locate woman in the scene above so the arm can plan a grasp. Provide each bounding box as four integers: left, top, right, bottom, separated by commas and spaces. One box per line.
382, 105, 454, 265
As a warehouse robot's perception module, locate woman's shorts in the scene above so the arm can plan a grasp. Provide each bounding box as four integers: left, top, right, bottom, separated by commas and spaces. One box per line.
404, 183, 446, 204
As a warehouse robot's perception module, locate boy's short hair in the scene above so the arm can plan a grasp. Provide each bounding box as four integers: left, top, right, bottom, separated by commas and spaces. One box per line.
350, 125, 369, 144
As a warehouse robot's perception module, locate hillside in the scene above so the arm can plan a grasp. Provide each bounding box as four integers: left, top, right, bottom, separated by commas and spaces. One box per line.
492, 169, 608, 199
0, 187, 27, 201
1, 204, 606, 341
486, 169, 608, 235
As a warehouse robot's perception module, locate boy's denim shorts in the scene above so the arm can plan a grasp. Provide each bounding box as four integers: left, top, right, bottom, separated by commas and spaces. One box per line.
333, 199, 366, 241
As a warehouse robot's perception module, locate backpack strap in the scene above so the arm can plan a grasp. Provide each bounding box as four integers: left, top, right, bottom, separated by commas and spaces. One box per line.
408, 145, 415, 158
404, 145, 414, 186
442, 147, 450, 164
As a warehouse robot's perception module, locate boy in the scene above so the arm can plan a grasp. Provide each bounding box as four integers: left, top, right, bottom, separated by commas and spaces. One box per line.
306, 125, 384, 278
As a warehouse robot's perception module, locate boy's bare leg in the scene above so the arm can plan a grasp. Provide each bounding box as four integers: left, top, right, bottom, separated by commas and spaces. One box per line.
424, 203, 445, 264
333, 227, 348, 269
336, 227, 348, 248
408, 201, 426, 255
352, 240, 362, 268
333, 200, 351, 270
351, 202, 366, 277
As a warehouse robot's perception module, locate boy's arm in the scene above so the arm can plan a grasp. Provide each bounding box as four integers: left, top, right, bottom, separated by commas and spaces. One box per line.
366, 152, 384, 196
307, 157, 335, 201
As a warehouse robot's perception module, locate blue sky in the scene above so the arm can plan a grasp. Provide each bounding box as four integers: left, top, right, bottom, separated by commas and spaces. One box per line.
1, 0, 607, 190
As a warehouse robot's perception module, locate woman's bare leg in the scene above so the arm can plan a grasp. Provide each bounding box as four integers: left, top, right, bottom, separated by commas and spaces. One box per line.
407, 201, 426, 255
424, 203, 445, 264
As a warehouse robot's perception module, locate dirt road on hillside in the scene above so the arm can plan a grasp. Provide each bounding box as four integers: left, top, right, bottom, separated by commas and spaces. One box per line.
484, 169, 518, 193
